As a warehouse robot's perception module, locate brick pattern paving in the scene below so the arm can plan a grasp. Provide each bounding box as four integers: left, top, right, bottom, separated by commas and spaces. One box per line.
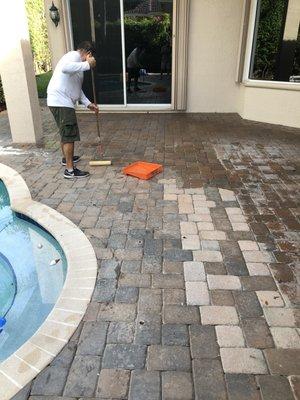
0, 109, 299, 399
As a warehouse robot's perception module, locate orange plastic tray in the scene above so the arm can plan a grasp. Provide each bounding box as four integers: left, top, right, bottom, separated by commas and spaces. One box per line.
123, 161, 163, 180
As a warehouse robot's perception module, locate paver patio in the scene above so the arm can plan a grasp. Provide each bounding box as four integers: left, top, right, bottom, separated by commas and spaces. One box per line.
0, 105, 299, 399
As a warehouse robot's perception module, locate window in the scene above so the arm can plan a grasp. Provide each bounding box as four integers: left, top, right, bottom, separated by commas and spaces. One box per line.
249, 0, 300, 82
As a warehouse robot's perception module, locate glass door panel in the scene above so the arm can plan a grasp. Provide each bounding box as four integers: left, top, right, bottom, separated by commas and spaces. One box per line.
93, 0, 125, 104
68, 0, 174, 107
123, 0, 173, 104
69, 0, 124, 105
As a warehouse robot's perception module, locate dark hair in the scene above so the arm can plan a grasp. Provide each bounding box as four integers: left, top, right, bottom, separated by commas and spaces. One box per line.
77, 41, 96, 55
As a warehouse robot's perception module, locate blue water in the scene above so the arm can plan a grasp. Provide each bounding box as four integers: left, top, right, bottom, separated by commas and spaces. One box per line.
0, 180, 67, 361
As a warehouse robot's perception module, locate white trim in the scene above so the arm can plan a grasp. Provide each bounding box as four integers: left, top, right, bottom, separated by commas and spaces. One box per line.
242, 79, 300, 91
120, 0, 127, 107
65, 0, 74, 50
243, 0, 300, 90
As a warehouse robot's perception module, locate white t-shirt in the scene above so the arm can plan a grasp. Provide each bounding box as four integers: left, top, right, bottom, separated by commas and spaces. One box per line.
47, 51, 91, 109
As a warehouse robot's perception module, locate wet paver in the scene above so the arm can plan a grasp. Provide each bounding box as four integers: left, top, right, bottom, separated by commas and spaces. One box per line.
0, 106, 299, 399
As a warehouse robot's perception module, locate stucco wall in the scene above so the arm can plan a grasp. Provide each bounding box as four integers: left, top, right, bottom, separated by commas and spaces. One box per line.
186, 0, 300, 128
240, 87, 300, 128
186, 0, 244, 113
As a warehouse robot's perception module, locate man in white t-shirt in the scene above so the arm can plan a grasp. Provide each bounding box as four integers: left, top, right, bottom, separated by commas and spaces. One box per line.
47, 41, 98, 179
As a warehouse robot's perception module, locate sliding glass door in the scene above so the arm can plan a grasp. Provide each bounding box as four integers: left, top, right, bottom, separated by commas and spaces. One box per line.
68, 0, 174, 108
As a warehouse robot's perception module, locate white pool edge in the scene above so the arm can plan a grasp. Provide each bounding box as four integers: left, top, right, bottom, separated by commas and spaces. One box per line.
0, 163, 97, 400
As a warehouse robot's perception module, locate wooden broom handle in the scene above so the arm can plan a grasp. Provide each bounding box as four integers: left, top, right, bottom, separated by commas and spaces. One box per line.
91, 67, 101, 139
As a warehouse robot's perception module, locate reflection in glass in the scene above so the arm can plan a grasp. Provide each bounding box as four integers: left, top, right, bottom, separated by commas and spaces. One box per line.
124, 0, 173, 104
250, 0, 300, 82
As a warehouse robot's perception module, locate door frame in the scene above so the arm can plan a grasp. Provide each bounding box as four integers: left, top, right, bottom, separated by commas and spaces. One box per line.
65, 0, 186, 112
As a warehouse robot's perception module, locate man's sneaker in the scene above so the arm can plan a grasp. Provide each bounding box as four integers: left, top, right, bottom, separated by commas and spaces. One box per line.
64, 168, 90, 179
61, 155, 81, 166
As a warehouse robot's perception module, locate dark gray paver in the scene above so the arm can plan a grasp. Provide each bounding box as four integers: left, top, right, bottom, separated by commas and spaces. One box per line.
264, 349, 300, 375
193, 359, 227, 400
189, 325, 219, 359
211, 290, 235, 306
152, 274, 184, 289
240, 276, 277, 291
76, 322, 108, 355
257, 375, 294, 400
96, 369, 130, 398
162, 324, 189, 346
163, 305, 200, 324
129, 370, 160, 400
225, 374, 261, 400
241, 318, 274, 349
115, 286, 139, 303
102, 344, 147, 369
92, 278, 116, 302
163, 249, 193, 262
147, 345, 191, 371
63, 355, 101, 397
107, 322, 135, 344
135, 321, 161, 344
234, 291, 263, 319
162, 371, 194, 400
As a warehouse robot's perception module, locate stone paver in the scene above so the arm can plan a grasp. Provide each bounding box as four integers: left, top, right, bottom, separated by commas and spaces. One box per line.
220, 348, 268, 374
162, 371, 194, 400
96, 369, 130, 398
186, 281, 210, 305
270, 327, 300, 349
216, 326, 245, 348
200, 306, 239, 325
3, 110, 299, 400
225, 374, 261, 400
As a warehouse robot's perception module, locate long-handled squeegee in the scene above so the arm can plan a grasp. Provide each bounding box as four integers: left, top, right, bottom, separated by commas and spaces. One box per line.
89, 67, 111, 166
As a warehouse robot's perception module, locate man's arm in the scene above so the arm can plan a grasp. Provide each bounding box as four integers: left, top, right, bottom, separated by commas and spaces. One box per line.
79, 90, 91, 107
62, 61, 90, 74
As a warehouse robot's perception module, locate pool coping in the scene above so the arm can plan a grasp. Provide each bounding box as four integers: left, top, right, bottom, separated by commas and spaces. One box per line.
0, 163, 97, 400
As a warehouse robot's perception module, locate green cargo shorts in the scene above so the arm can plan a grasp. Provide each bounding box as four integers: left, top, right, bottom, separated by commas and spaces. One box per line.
49, 106, 80, 143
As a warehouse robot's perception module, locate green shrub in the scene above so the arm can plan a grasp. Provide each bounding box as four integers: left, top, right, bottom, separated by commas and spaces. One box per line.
25, 0, 51, 73
0, 77, 5, 106
36, 71, 52, 98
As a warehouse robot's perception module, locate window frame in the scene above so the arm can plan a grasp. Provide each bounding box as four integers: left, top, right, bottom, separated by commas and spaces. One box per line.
242, 0, 300, 91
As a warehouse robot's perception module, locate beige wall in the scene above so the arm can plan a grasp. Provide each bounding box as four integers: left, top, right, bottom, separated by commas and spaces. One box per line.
240, 87, 300, 128
186, 0, 244, 112
44, 0, 67, 68
186, 0, 300, 128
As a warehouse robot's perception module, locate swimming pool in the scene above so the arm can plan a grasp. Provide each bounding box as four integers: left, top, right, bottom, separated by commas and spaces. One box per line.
0, 180, 67, 361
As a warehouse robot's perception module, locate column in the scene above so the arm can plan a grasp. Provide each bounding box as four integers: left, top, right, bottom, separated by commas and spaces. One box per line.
0, 0, 42, 144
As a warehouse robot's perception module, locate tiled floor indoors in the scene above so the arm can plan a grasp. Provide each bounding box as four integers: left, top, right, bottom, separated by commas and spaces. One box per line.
0, 105, 299, 400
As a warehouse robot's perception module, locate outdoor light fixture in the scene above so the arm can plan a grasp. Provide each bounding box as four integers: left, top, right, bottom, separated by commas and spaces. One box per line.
49, 2, 60, 27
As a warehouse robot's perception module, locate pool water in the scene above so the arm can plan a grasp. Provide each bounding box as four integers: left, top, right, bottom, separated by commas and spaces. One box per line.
0, 180, 67, 361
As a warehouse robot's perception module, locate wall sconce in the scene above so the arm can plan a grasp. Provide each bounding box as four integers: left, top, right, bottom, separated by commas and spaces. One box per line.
49, 2, 60, 27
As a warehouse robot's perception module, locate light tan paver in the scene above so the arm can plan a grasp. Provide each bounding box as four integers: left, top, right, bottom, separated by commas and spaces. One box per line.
193, 250, 223, 262
256, 291, 285, 307
220, 348, 268, 374
216, 326, 245, 347
183, 262, 206, 282
207, 275, 241, 290
200, 306, 239, 325
186, 282, 210, 306
247, 263, 270, 276
270, 328, 300, 349
264, 308, 297, 327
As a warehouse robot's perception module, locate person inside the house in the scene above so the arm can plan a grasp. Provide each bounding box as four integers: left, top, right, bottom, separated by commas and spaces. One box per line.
160, 41, 171, 79
47, 41, 98, 179
127, 45, 146, 93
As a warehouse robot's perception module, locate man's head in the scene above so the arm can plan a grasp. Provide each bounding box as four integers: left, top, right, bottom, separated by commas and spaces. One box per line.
77, 41, 96, 61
